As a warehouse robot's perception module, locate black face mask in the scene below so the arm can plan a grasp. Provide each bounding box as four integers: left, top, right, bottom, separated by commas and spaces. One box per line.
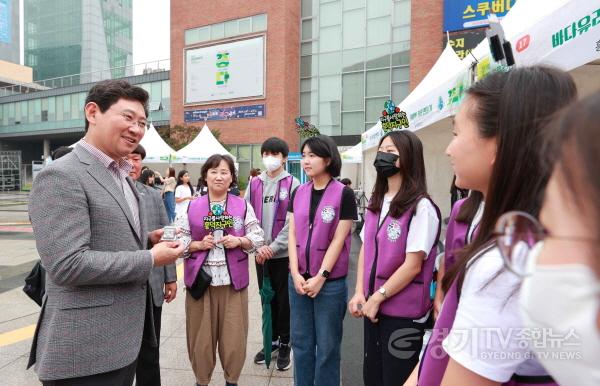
374, 151, 400, 177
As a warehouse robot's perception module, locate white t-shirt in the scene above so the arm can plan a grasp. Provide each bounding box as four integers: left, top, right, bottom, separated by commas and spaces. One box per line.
442, 247, 548, 382
360, 196, 440, 323
175, 184, 193, 217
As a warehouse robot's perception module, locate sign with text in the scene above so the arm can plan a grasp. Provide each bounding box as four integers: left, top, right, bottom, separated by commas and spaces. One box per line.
444, 28, 487, 59
184, 104, 265, 122
444, 0, 516, 32
185, 36, 265, 104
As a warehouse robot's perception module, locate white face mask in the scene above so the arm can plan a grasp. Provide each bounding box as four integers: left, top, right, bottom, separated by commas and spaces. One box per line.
519, 242, 600, 386
262, 156, 282, 172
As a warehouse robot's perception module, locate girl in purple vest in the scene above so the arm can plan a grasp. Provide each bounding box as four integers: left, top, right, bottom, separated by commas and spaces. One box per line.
175, 154, 265, 386
347, 130, 441, 386
411, 67, 577, 386
288, 135, 358, 386
495, 91, 600, 386
433, 192, 483, 318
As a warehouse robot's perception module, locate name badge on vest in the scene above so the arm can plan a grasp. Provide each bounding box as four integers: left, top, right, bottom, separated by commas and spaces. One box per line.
321, 205, 336, 223
204, 203, 234, 231
386, 220, 402, 242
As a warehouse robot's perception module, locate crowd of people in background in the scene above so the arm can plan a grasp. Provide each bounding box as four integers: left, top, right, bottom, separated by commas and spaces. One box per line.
26, 67, 600, 386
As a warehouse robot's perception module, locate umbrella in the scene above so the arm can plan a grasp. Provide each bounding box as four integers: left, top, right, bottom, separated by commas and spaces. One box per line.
259, 263, 275, 368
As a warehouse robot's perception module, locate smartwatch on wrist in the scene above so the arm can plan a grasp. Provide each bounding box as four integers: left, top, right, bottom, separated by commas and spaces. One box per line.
319, 269, 330, 279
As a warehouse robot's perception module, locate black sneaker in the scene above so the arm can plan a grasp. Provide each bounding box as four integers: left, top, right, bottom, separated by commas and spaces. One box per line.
253, 343, 279, 364
276, 343, 292, 371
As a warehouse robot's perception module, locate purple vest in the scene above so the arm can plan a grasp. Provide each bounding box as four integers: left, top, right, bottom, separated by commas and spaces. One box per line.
362, 198, 441, 318
249, 175, 293, 240
293, 180, 350, 279
183, 193, 250, 291
418, 278, 557, 386
444, 198, 474, 271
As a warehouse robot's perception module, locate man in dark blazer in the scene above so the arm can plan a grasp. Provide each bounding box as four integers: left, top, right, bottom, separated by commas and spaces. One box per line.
127, 144, 177, 386
28, 80, 184, 385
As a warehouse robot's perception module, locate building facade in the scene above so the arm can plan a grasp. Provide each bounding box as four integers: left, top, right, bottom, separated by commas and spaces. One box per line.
24, 0, 133, 82
0, 0, 20, 64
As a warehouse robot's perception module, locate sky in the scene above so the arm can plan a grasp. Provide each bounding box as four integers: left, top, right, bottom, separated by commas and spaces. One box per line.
132, 0, 170, 66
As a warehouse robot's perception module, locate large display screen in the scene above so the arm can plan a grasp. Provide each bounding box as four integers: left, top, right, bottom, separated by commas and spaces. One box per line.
185, 36, 265, 104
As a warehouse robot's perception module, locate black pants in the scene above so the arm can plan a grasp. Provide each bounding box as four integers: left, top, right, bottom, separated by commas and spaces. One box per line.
135, 303, 163, 386
41, 361, 137, 386
256, 258, 290, 344
363, 314, 426, 386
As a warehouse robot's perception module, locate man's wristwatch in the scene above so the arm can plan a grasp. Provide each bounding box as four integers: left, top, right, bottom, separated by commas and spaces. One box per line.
319, 269, 330, 279
378, 286, 387, 299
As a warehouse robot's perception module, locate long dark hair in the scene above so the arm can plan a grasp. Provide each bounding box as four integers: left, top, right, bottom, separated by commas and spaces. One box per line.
167, 166, 176, 178
368, 130, 428, 217
443, 66, 578, 294
140, 169, 154, 186
176, 169, 194, 196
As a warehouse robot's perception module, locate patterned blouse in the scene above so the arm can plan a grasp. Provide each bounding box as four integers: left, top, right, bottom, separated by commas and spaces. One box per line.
175, 200, 264, 286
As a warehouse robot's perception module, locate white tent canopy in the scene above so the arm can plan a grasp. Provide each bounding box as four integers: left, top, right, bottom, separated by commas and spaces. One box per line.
341, 143, 362, 164
139, 123, 177, 163
175, 123, 236, 163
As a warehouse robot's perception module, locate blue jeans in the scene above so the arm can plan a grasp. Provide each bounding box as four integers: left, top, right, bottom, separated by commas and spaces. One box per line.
288, 275, 347, 386
163, 191, 175, 222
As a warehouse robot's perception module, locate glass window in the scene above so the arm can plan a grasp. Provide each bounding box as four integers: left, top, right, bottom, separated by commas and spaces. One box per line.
211, 23, 224, 40
320, 26, 341, 52
342, 111, 364, 135
71, 94, 80, 120
0, 104, 6, 125
319, 51, 342, 75
300, 92, 313, 115
238, 145, 251, 160
366, 69, 390, 97
239, 17, 252, 34
63, 95, 71, 120
151, 82, 162, 103
197, 26, 210, 42
302, 0, 313, 17
224, 20, 238, 37
342, 72, 364, 111
300, 78, 312, 92
392, 66, 410, 82
184, 29, 199, 45
367, 0, 391, 19
342, 8, 365, 49
302, 19, 313, 41
367, 16, 391, 46
392, 81, 410, 102
342, 48, 365, 72
300, 55, 315, 78
319, 75, 341, 101
252, 145, 263, 168
393, 25, 410, 42
301, 42, 313, 56
392, 41, 410, 66
48, 97, 56, 121
252, 14, 267, 31
366, 44, 390, 69
393, 0, 411, 26
162, 80, 170, 108
20, 101, 28, 124
319, 101, 340, 126
366, 97, 389, 123
320, 1, 341, 27
343, 0, 364, 10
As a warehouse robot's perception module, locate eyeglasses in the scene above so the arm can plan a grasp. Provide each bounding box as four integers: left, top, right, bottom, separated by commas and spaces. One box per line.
118, 111, 148, 131
494, 211, 599, 277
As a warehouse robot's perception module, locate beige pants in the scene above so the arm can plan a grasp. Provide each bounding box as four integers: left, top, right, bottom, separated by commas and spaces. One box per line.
185, 285, 249, 384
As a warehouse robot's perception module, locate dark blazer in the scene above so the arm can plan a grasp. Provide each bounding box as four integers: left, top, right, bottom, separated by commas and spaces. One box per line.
135, 181, 177, 306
